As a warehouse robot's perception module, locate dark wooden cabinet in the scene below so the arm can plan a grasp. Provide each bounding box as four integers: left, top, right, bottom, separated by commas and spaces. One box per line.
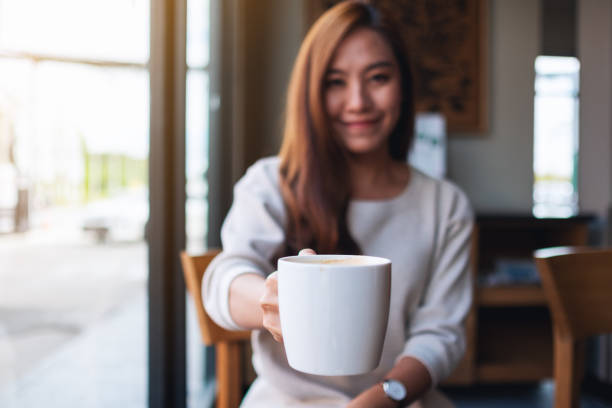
445, 214, 596, 385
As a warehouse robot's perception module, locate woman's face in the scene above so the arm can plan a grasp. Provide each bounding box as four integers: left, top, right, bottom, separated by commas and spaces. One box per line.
324, 27, 402, 157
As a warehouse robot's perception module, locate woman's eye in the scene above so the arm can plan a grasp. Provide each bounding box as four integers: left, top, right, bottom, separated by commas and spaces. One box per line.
370, 73, 390, 83
325, 78, 344, 88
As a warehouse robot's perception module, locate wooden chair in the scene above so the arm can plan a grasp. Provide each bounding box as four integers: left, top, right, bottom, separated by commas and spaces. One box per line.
180, 249, 252, 408
534, 246, 612, 408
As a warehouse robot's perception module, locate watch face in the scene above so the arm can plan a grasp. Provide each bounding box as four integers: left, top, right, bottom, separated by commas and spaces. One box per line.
383, 379, 407, 401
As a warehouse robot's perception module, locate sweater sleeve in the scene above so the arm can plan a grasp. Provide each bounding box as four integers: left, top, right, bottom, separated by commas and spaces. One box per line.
399, 183, 474, 385
202, 158, 287, 331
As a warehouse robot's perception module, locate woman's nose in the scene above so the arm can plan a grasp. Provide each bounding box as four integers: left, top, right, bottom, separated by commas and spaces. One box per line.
346, 81, 371, 112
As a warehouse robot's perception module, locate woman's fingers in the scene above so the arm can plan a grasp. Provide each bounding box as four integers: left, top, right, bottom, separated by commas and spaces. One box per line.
261, 250, 316, 342
263, 315, 283, 343
260, 273, 278, 312
260, 272, 283, 342
262, 249, 315, 341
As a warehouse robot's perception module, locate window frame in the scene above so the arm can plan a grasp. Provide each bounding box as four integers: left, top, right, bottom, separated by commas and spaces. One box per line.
148, 0, 188, 407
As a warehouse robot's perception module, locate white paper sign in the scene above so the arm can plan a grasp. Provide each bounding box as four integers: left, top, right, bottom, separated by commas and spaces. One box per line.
408, 113, 446, 179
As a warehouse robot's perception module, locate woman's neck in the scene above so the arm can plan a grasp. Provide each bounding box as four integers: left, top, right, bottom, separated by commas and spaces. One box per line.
347, 151, 410, 200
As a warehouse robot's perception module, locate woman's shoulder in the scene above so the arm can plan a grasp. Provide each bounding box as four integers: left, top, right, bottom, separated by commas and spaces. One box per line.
244, 156, 280, 179
235, 156, 281, 195
409, 167, 473, 219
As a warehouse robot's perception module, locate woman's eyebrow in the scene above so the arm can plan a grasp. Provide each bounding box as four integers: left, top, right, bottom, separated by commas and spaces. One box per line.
326, 61, 394, 75
364, 61, 393, 72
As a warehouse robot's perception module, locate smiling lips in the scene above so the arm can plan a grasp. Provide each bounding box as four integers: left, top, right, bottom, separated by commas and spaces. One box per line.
341, 118, 380, 129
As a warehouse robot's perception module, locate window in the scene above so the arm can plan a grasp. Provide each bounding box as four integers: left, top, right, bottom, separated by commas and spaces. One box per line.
1, 0, 214, 405
185, 0, 214, 406
0, 0, 149, 405
186, 0, 210, 254
533, 56, 580, 218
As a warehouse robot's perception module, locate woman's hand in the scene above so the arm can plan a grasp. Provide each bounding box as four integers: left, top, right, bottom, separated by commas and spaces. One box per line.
259, 271, 282, 341
258, 248, 316, 342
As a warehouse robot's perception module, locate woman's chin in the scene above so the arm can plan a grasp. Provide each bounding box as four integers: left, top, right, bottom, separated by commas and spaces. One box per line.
345, 145, 388, 158
341, 138, 382, 154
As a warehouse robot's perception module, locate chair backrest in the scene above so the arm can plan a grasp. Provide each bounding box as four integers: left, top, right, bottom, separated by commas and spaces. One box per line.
535, 246, 612, 341
180, 249, 251, 345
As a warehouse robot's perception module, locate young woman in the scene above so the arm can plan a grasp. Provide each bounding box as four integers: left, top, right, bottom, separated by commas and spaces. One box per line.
203, 1, 474, 406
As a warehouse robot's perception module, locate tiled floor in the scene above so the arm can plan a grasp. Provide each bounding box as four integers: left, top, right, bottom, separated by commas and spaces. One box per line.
0, 233, 147, 381
0, 211, 149, 407
0, 293, 147, 408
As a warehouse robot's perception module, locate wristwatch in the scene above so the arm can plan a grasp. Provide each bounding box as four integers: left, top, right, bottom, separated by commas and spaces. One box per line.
381, 378, 407, 405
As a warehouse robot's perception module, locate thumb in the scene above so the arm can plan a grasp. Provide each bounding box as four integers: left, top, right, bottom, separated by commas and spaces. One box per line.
298, 248, 317, 256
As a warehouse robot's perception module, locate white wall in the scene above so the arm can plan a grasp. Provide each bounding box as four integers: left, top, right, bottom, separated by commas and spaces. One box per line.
577, 0, 612, 220
446, 0, 540, 213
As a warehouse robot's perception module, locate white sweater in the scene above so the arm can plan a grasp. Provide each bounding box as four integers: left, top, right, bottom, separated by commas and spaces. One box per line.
203, 157, 474, 405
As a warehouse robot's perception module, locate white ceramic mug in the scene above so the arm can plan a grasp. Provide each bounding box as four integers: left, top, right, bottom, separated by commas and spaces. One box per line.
277, 254, 391, 376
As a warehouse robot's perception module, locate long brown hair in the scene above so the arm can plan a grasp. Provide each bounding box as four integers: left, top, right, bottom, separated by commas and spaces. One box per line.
279, 0, 414, 255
